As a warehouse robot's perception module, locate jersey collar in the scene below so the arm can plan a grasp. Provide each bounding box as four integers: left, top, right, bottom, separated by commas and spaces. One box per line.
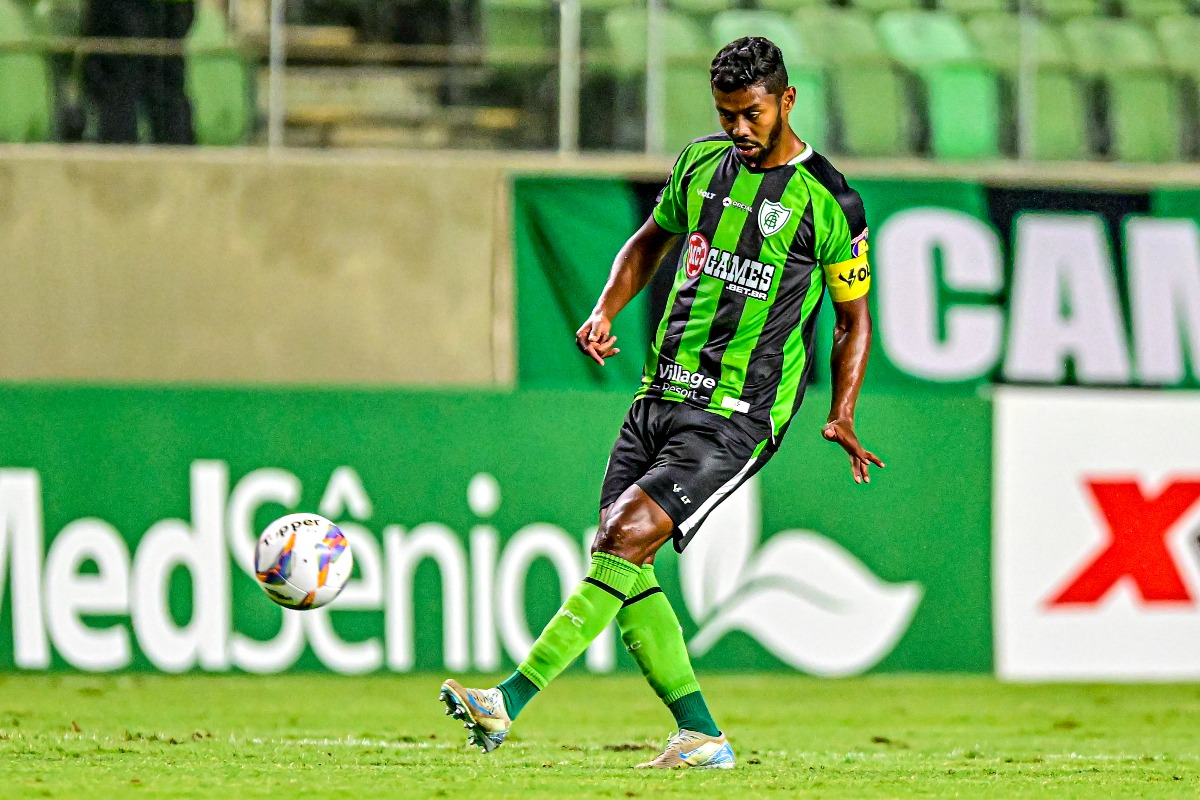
734, 139, 814, 172
788, 142, 814, 164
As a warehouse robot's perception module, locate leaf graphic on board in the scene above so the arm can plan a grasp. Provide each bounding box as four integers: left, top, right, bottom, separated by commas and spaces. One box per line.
680, 476, 923, 676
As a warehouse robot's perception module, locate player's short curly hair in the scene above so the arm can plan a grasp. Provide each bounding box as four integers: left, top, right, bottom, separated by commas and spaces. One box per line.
710, 37, 789, 96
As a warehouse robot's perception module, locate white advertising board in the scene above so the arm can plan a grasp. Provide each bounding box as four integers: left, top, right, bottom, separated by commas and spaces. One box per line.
995, 387, 1200, 680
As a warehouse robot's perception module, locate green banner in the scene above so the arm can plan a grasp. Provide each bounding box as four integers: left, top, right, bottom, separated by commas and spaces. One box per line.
0, 385, 990, 675
516, 174, 1200, 391
513, 178, 649, 390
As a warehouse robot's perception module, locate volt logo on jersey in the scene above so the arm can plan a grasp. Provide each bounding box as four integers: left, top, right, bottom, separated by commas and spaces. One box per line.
685, 232, 710, 279
758, 201, 792, 237
837, 261, 871, 290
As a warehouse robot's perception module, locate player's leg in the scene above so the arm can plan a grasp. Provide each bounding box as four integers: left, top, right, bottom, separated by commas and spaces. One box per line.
615, 553, 720, 737
442, 487, 672, 751
617, 407, 771, 768
441, 401, 671, 752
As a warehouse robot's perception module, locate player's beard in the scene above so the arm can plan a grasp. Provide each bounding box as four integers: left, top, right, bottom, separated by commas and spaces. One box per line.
739, 103, 785, 168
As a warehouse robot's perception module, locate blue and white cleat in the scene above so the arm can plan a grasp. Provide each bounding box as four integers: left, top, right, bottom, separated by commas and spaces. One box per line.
439, 679, 512, 754
636, 729, 736, 769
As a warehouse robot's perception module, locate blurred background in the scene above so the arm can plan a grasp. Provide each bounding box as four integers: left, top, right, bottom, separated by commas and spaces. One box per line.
2, 0, 1200, 156
1, 0, 1200, 687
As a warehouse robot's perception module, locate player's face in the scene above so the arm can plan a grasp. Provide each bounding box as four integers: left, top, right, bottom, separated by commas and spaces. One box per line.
713, 83, 794, 167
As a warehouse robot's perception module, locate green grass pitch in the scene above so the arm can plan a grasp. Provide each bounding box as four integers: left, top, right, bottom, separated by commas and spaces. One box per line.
1, 673, 1197, 798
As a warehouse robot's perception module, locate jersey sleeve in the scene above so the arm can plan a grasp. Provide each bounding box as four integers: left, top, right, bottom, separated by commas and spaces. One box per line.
820, 189, 871, 303
652, 146, 691, 234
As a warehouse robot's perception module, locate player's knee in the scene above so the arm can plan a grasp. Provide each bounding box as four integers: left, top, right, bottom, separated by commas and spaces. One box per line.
592, 514, 658, 564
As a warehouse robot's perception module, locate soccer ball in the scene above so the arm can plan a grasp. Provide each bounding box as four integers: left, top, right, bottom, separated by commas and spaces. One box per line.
254, 513, 354, 610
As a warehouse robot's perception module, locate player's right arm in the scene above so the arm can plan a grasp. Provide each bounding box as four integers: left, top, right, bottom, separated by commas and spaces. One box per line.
576, 218, 679, 366
576, 150, 691, 366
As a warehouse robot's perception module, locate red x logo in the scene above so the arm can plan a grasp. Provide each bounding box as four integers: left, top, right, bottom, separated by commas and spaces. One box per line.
1048, 479, 1200, 606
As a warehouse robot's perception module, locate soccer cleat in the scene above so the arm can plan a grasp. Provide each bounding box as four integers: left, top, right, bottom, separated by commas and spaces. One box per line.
636, 729, 736, 769
439, 679, 512, 753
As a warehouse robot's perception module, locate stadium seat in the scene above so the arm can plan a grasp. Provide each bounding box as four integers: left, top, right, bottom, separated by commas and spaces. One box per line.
1155, 15, 1200, 79
967, 13, 1088, 159
480, 0, 555, 69
710, 10, 829, 148
756, 0, 826, 14
0, 0, 52, 142
669, 0, 737, 23
876, 10, 1000, 159
848, 0, 922, 15
791, 8, 913, 156
187, 1, 252, 145
1120, 0, 1187, 22
1033, 0, 1100, 19
967, 13, 1072, 72
935, 0, 1011, 16
1063, 17, 1179, 161
712, 9, 806, 61
31, 0, 81, 36
791, 7, 886, 62
1063, 17, 1163, 76
603, 8, 716, 152
877, 10, 978, 67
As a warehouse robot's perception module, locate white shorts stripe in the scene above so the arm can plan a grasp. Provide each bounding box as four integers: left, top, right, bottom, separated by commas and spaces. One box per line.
677, 456, 758, 535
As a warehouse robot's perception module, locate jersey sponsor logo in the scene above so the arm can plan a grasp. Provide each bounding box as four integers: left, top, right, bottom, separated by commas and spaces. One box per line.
722, 197, 753, 212
657, 363, 717, 390
758, 200, 792, 237
837, 261, 871, 292
699, 247, 778, 301
696, 189, 716, 200
685, 232, 710, 279
851, 227, 869, 258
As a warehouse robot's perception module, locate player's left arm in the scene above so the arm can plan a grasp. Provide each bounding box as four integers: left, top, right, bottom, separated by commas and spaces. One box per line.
823, 295, 884, 484
818, 192, 884, 484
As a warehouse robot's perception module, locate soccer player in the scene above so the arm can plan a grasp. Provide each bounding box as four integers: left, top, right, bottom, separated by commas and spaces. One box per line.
440, 36, 881, 768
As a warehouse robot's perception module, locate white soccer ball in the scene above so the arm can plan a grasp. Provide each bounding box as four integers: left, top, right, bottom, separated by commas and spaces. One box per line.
254, 513, 354, 610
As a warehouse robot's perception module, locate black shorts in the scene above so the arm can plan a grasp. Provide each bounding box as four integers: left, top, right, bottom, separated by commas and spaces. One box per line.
599, 398, 776, 552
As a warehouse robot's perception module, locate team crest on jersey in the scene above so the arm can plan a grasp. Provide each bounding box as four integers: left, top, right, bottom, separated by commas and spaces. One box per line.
758, 201, 791, 237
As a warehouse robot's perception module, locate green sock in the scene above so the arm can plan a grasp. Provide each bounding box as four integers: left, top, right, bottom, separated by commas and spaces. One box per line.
496, 671, 539, 719
667, 691, 719, 737
616, 564, 720, 737
511, 552, 641, 707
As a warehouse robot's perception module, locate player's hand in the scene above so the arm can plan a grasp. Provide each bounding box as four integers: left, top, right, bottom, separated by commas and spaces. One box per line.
822, 418, 884, 484
575, 313, 621, 366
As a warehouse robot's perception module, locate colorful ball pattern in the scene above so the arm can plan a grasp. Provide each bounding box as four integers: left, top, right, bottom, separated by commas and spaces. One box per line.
254, 513, 354, 610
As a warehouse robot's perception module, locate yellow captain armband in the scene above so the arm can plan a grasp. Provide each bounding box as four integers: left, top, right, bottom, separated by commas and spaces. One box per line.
824, 255, 872, 302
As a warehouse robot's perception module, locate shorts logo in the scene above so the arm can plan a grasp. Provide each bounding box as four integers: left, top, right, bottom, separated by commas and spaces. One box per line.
685, 232, 710, 279
758, 200, 792, 237
673, 484, 692, 505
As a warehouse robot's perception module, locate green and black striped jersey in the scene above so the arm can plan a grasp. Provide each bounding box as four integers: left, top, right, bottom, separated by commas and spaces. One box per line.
638, 134, 872, 441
